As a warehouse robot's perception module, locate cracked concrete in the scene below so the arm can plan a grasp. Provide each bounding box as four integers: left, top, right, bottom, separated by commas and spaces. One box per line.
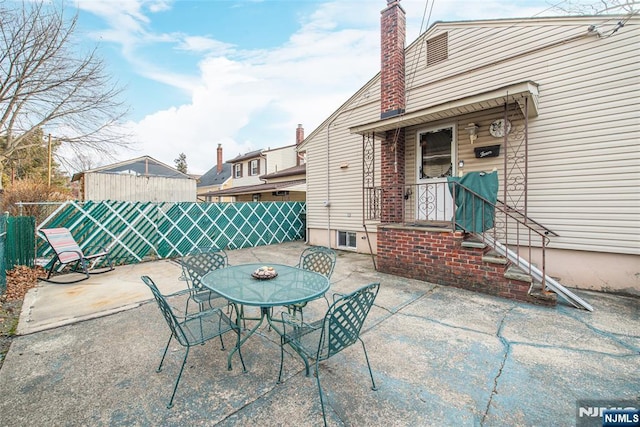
0, 241, 638, 426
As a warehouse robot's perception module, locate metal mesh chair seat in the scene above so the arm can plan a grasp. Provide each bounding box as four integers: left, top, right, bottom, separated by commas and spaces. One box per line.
141, 276, 245, 408
177, 309, 236, 345
278, 282, 380, 426
190, 289, 214, 305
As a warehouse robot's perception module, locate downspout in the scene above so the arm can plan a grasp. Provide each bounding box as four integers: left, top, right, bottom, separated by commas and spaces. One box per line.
261, 152, 267, 180
326, 118, 334, 247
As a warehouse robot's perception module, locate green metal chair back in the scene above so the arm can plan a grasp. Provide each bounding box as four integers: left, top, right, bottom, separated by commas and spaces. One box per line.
318, 282, 379, 360
287, 246, 337, 319
140, 275, 245, 408
278, 282, 380, 426
179, 248, 228, 313
297, 246, 336, 279
142, 275, 190, 346
181, 247, 228, 292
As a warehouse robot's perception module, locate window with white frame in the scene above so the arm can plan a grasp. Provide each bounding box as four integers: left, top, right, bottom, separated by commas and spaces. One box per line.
337, 231, 357, 249
234, 164, 242, 178
250, 159, 259, 176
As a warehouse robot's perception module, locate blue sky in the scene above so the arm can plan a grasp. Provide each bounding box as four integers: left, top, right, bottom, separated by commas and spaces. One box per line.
60, 0, 603, 175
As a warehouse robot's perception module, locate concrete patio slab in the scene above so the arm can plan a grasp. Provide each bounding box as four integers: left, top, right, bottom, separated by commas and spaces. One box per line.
0, 241, 637, 426
18, 259, 184, 335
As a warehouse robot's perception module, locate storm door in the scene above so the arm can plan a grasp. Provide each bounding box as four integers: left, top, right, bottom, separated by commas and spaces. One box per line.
416, 126, 455, 221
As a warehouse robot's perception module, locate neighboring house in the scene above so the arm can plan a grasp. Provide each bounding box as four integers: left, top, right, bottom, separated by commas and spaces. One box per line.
300, 0, 639, 302
197, 144, 233, 202
204, 124, 307, 202
71, 156, 196, 202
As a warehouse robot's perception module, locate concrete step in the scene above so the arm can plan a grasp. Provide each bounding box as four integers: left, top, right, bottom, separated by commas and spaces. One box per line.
461, 239, 486, 249
504, 265, 532, 282
482, 250, 508, 265
528, 281, 558, 304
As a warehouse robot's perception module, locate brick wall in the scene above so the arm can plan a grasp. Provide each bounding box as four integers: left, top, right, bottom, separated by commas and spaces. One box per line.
380, 130, 405, 223
377, 226, 555, 306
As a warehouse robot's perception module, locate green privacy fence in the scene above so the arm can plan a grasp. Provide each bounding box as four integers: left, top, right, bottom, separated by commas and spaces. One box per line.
0, 214, 7, 293
35, 200, 306, 266
5, 216, 36, 270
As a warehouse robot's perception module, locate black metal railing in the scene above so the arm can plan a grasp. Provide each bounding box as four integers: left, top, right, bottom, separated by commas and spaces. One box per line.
364, 181, 557, 287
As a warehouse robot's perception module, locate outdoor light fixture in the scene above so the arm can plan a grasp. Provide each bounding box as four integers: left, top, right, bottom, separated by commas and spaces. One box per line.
458, 159, 464, 168
464, 123, 479, 144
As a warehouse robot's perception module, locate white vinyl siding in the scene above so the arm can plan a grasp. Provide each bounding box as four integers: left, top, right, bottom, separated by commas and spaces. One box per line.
232, 159, 263, 186
306, 16, 639, 257
305, 86, 382, 236
264, 145, 297, 174
401, 18, 640, 255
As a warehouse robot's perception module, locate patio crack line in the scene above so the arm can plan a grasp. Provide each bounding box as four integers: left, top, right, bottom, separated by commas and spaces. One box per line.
392, 284, 440, 313
481, 307, 514, 426
503, 340, 639, 358
558, 308, 640, 354
361, 285, 440, 335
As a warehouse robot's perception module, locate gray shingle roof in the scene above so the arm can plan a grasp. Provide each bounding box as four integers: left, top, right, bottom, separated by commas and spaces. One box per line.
71, 156, 191, 181
197, 163, 232, 188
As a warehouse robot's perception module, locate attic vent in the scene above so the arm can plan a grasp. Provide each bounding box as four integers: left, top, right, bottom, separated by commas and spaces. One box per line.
426, 32, 448, 66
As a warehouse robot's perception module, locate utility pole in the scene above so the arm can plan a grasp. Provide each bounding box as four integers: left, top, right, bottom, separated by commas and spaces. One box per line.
47, 133, 52, 186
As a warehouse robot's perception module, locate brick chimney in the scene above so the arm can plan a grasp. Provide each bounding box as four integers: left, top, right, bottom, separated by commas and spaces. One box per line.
216, 144, 223, 173
380, 0, 406, 119
296, 124, 304, 166
380, 0, 406, 224
296, 124, 304, 145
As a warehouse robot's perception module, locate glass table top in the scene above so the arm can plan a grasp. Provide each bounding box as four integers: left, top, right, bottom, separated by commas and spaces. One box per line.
201, 263, 330, 307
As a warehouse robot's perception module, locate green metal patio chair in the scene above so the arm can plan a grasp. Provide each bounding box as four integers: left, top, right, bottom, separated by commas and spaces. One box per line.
278, 282, 380, 426
141, 275, 245, 408
179, 247, 228, 314
286, 246, 337, 321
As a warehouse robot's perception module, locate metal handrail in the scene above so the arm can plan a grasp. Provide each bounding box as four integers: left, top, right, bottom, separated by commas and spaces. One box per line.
364, 181, 592, 310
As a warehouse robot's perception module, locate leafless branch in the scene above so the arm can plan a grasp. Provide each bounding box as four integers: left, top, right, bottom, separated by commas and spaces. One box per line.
0, 0, 131, 188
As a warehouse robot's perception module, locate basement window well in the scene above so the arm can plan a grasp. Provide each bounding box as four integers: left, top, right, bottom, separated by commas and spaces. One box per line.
337, 231, 357, 249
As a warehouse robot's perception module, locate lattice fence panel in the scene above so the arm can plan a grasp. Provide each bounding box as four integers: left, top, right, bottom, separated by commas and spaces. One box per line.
36, 201, 305, 265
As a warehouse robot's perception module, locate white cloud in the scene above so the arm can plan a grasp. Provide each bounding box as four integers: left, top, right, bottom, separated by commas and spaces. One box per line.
177, 36, 236, 54
119, 1, 385, 174
79, 0, 602, 174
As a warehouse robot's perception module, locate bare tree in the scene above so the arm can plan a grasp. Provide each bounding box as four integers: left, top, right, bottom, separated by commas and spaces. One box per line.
59, 150, 99, 177
554, 0, 638, 15
0, 0, 131, 193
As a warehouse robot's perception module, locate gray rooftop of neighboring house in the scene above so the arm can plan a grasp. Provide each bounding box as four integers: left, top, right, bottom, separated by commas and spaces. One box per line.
71, 156, 191, 182
229, 149, 264, 163
197, 162, 232, 188
200, 179, 306, 197
260, 163, 306, 180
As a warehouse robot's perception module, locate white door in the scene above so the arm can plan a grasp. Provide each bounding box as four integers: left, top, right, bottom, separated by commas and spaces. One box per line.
416, 126, 455, 221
